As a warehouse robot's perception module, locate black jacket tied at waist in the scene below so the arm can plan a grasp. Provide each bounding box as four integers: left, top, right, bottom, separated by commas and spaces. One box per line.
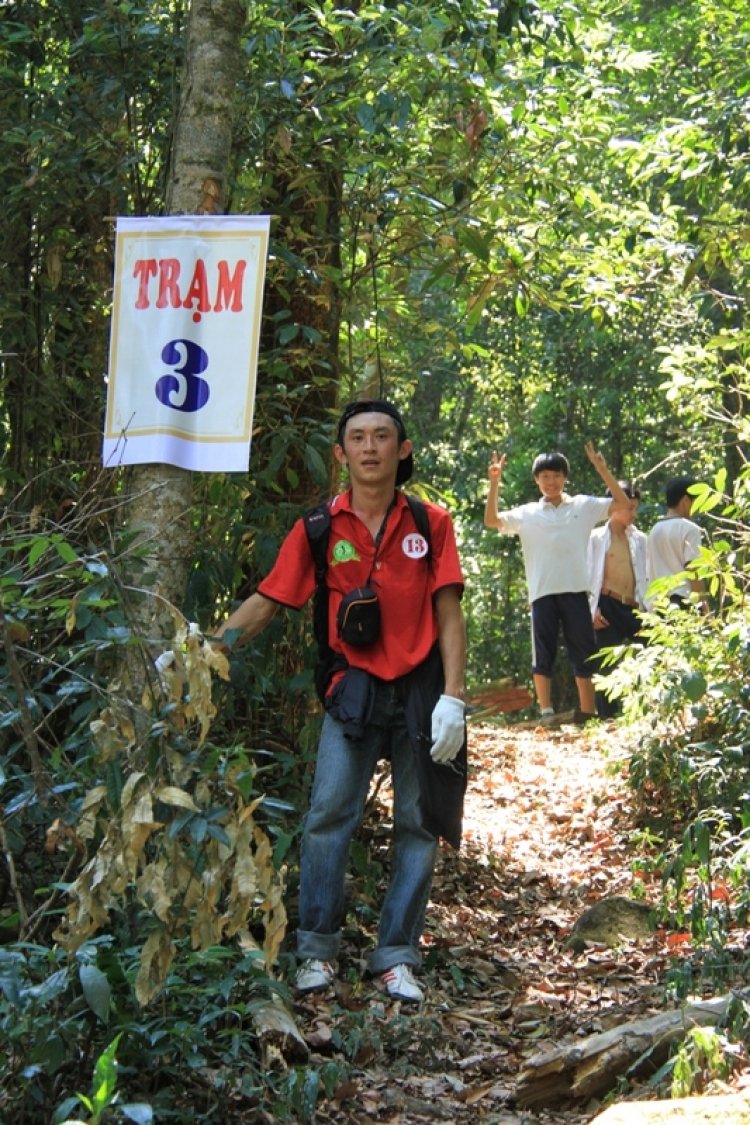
324, 644, 467, 849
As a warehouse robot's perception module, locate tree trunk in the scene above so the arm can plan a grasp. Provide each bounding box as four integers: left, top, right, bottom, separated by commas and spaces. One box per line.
124, 0, 247, 660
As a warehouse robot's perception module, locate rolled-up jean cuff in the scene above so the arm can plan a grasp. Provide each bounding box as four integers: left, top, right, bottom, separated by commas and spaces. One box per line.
367, 944, 421, 975
297, 928, 341, 963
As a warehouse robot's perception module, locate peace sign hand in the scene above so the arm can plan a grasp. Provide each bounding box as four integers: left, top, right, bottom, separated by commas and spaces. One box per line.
488, 450, 506, 482
584, 441, 606, 473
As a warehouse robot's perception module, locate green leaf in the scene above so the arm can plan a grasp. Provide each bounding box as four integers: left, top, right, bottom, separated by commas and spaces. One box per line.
55, 541, 78, 564
80, 963, 111, 1022
53, 1095, 82, 1123
681, 671, 707, 702
356, 103, 376, 133
691, 820, 711, 866
190, 816, 208, 843
206, 823, 232, 846
106, 760, 124, 811
350, 839, 368, 875
28, 537, 50, 567
304, 443, 328, 486
459, 226, 492, 262
88, 1033, 122, 1117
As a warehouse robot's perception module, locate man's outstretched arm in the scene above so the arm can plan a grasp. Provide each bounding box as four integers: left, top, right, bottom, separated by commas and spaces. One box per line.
211, 592, 278, 652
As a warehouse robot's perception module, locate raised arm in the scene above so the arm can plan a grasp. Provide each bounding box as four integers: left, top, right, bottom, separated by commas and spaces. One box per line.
484, 450, 507, 529
584, 442, 631, 510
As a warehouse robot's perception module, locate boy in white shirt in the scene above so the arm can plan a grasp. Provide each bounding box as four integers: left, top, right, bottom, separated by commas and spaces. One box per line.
587, 481, 648, 718
485, 444, 632, 721
647, 476, 706, 610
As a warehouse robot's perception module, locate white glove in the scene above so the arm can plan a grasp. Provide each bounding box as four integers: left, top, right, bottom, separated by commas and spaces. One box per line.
154, 650, 176, 675
430, 694, 466, 764
154, 649, 187, 687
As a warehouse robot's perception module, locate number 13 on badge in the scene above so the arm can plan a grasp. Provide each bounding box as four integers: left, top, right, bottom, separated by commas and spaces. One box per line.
103, 214, 270, 473
403, 533, 428, 558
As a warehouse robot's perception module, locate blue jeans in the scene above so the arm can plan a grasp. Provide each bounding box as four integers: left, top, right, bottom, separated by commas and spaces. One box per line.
296, 680, 438, 974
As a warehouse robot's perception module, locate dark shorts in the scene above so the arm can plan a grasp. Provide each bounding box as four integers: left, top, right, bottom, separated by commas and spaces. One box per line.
594, 594, 644, 719
531, 592, 597, 679
595, 594, 642, 650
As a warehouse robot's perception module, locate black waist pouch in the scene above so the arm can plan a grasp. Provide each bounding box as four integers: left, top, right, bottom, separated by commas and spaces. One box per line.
337, 586, 381, 645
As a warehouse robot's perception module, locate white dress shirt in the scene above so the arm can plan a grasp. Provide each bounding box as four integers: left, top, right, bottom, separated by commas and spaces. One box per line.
587, 522, 649, 616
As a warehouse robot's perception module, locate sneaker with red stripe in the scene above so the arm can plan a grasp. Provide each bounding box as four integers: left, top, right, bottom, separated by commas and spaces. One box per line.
381, 964, 424, 1002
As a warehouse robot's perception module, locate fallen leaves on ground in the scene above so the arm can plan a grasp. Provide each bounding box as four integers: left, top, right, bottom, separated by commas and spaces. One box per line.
282, 720, 750, 1124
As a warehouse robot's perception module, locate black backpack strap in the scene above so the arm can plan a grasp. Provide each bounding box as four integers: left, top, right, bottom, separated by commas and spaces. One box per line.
303, 500, 331, 587
404, 494, 431, 562
303, 501, 341, 701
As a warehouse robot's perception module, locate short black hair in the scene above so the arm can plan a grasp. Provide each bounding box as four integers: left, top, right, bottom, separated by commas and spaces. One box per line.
665, 476, 697, 508
606, 479, 641, 500
532, 451, 569, 478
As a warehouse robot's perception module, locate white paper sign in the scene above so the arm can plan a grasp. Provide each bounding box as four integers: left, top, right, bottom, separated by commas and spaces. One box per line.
103, 215, 270, 472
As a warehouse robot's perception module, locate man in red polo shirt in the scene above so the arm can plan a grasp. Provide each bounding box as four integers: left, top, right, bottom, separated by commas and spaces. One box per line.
212, 400, 466, 1003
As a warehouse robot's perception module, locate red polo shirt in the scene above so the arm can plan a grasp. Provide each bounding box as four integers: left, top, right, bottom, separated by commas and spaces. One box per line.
257, 490, 464, 681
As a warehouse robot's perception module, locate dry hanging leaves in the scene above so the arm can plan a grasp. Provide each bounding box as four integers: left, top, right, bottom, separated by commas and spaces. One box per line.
53, 620, 287, 1005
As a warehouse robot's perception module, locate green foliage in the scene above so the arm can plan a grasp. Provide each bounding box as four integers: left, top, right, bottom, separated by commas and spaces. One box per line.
4, 0, 750, 1115
606, 442, 750, 973
0, 475, 306, 1120
671, 1026, 732, 1098
0, 0, 183, 484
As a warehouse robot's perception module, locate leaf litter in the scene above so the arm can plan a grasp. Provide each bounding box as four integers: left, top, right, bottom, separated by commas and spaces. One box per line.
286, 720, 750, 1123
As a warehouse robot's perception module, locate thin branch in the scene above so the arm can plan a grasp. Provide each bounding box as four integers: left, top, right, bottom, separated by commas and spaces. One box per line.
0, 813, 29, 928
0, 597, 48, 805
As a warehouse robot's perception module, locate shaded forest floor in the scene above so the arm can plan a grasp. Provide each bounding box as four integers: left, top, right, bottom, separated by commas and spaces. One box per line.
285, 719, 750, 1124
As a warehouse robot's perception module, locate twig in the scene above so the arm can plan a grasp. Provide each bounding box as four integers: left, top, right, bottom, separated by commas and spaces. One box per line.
0, 813, 29, 928
21, 847, 82, 942
0, 596, 48, 804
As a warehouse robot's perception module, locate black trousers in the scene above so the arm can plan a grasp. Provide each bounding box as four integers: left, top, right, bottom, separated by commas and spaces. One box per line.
594, 593, 642, 719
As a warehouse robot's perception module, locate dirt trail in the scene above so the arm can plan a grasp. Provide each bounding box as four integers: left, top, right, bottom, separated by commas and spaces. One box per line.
290, 720, 667, 1124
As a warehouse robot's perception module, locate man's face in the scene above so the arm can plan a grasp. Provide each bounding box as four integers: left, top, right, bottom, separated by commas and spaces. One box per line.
335, 411, 411, 484
611, 499, 639, 529
535, 470, 567, 502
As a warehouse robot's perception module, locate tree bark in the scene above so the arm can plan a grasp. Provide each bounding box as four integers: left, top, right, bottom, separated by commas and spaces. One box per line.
516, 993, 740, 1110
124, 0, 247, 655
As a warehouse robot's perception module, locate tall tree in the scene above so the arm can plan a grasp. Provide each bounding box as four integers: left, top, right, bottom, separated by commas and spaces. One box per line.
123, 0, 247, 670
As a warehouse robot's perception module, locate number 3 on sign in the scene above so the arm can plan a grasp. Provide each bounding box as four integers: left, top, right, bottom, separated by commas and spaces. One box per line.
156, 339, 210, 412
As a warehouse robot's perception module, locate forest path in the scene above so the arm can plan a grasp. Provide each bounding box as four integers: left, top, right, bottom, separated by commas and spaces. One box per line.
289, 720, 676, 1124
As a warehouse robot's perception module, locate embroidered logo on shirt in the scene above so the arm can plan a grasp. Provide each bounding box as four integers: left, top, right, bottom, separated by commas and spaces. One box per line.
402, 533, 428, 559
332, 539, 360, 564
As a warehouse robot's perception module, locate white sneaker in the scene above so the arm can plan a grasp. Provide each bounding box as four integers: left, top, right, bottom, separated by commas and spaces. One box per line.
295, 959, 335, 993
381, 964, 424, 1003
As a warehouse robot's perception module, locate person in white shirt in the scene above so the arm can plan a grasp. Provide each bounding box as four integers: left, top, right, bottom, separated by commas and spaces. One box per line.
587, 481, 648, 718
485, 444, 631, 721
647, 476, 706, 610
